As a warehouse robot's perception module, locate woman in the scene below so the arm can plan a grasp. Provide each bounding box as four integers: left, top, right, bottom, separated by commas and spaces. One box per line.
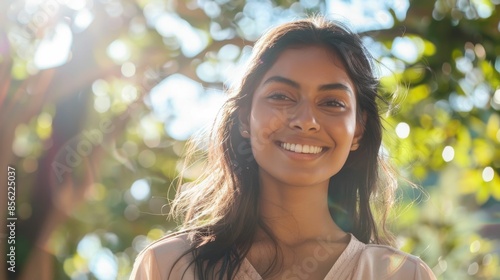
130, 17, 436, 280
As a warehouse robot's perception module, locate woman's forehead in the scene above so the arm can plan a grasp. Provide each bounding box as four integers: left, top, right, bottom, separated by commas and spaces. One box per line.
258, 45, 354, 89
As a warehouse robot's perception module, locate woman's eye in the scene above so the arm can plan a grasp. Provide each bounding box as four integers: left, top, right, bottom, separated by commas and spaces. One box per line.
322, 99, 346, 108
268, 93, 291, 101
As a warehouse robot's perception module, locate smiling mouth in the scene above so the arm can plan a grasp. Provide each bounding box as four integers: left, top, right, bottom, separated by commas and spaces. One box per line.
279, 142, 324, 154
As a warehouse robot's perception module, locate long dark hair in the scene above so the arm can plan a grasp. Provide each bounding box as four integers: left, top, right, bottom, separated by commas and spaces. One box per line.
170, 16, 396, 280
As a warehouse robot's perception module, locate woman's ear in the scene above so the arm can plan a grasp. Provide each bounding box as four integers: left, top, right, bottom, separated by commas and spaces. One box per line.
238, 107, 251, 138
351, 112, 367, 151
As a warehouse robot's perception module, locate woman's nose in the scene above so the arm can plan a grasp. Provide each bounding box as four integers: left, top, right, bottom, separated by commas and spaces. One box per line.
288, 102, 320, 132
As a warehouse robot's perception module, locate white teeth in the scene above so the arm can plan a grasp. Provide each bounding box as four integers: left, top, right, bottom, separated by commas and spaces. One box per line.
303, 145, 310, 153
295, 144, 302, 153
280, 142, 323, 154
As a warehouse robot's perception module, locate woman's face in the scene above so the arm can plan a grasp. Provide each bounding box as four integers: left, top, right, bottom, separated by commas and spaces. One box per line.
242, 45, 363, 187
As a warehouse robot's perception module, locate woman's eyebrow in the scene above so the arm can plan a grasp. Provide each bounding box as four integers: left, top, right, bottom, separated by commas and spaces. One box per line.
262, 75, 353, 96
262, 76, 300, 88
318, 83, 353, 96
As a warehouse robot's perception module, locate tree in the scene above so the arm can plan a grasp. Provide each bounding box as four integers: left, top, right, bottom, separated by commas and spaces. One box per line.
1, 0, 498, 279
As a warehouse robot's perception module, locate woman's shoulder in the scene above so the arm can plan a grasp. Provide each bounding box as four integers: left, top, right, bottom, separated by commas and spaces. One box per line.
353, 242, 436, 280
146, 232, 193, 255
130, 232, 196, 279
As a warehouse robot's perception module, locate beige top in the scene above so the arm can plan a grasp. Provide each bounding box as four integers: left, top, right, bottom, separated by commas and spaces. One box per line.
130, 233, 436, 280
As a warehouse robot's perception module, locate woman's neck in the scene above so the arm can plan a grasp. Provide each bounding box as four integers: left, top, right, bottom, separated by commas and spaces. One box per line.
256, 172, 346, 246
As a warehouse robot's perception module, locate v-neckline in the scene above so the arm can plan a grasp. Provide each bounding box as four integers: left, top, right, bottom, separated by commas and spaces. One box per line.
240, 233, 366, 280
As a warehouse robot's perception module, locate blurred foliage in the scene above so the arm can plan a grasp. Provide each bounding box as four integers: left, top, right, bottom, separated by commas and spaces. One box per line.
0, 0, 499, 279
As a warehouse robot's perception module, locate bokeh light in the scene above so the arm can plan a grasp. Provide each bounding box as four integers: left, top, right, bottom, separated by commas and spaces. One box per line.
482, 167, 494, 182
89, 248, 118, 280
34, 23, 72, 69
395, 122, 410, 139
130, 179, 151, 201
149, 74, 227, 140
121, 62, 136, 78
442, 146, 455, 162
107, 39, 131, 63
